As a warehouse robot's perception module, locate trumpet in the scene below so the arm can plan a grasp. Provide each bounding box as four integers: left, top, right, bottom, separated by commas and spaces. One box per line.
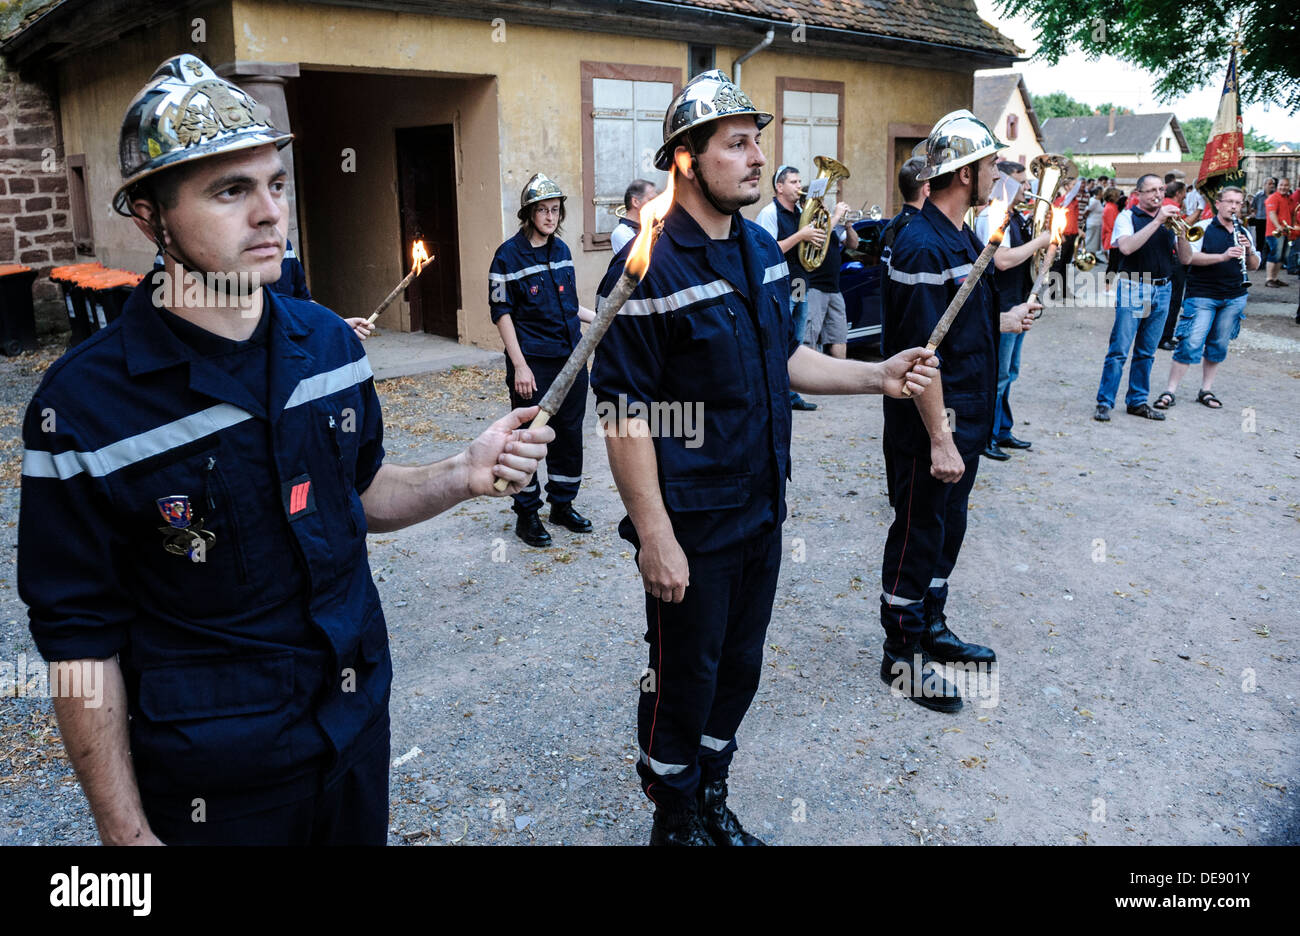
1164, 216, 1204, 241
840, 204, 883, 223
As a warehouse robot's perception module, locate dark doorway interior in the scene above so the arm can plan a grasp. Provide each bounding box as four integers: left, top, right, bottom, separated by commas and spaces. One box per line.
396, 124, 460, 338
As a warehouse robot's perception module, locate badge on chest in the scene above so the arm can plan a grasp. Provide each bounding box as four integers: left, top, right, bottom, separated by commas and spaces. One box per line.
155, 495, 216, 561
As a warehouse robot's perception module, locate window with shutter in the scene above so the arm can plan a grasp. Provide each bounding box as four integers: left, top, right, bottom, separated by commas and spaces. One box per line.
581, 63, 681, 250
1006, 113, 1019, 141
775, 78, 844, 183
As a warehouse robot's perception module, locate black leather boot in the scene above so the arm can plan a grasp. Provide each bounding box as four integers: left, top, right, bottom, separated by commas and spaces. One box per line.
649, 804, 716, 846
698, 779, 765, 846
549, 501, 592, 533
879, 636, 962, 713
515, 510, 552, 547
921, 608, 996, 665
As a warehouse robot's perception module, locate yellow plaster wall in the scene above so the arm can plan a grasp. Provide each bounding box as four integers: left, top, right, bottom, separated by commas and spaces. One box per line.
54, 13, 236, 273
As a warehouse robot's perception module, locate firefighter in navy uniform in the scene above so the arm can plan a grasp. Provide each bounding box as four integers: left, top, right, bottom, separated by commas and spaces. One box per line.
592, 70, 938, 846
879, 110, 1038, 713
490, 174, 596, 548
17, 55, 552, 846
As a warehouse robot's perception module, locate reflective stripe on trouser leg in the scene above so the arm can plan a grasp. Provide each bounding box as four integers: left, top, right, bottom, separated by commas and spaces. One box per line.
636, 537, 773, 809
506, 354, 585, 513
541, 357, 585, 505
881, 450, 978, 640
698, 528, 782, 785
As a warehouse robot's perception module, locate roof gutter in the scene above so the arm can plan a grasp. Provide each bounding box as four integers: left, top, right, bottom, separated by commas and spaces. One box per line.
732, 27, 773, 88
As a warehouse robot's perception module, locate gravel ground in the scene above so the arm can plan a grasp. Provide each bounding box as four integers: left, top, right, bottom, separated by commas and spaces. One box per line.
0, 272, 1296, 846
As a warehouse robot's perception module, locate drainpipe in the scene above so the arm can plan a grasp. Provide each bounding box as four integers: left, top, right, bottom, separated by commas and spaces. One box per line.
733, 28, 774, 88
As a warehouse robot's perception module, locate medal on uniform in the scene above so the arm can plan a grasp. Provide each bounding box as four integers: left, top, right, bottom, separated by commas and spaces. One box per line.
156, 495, 216, 560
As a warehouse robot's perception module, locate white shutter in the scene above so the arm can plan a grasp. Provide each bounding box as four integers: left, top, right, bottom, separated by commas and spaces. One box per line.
592, 78, 672, 235
782, 88, 839, 180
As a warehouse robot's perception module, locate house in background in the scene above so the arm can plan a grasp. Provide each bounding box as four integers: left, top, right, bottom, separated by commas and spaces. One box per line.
2, 0, 1018, 350
1041, 112, 1189, 171
973, 72, 1044, 169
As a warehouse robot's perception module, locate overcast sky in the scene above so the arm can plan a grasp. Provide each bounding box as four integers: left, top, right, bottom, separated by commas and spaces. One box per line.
974, 0, 1299, 145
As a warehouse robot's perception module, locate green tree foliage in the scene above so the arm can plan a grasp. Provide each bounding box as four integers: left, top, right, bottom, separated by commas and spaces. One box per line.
1180, 116, 1275, 160
998, 0, 1298, 113
1031, 92, 1093, 118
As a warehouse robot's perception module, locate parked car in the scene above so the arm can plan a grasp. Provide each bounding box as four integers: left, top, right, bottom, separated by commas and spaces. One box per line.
839, 216, 887, 353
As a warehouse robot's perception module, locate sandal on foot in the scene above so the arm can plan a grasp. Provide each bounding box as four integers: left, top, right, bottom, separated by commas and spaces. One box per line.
1196, 389, 1222, 409
1153, 391, 1175, 410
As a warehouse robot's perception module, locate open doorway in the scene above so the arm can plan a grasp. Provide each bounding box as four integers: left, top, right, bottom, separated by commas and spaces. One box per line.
396, 124, 460, 338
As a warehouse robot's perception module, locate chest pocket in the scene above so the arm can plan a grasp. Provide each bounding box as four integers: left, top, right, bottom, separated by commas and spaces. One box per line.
111, 435, 251, 610
308, 393, 368, 544
669, 302, 750, 408
513, 272, 550, 317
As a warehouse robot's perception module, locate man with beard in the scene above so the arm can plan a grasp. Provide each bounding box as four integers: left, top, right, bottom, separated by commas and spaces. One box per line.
592, 70, 939, 845
878, 110, 1038, 713
18, 55, 553, 845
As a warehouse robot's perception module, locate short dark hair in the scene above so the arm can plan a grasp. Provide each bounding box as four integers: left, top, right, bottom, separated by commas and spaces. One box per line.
774, 164, 800, 191
1136, 173, 1162, 193
1163, 172, 1178, 185
1166, 180, 1186, 198
623, 179, 656, 210
1217, 185, 1245, 200
516, 198, 565, 235
1268, 176, 1278, 184
996, 160, 1025, 175
899, 156, 928, 201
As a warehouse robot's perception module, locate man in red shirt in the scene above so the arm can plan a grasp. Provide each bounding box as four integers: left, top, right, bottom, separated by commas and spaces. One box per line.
1050, 188, 1081, 296
1264, 177, 1293, 286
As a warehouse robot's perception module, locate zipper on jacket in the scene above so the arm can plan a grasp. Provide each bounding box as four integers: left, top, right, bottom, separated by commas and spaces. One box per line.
329, 414, 359, 536
205, 456, 248, 584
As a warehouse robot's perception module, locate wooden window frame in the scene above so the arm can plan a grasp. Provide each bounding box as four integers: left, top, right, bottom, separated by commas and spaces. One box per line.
774, 77, 845, 173
65, 153, 95, 255
1006, 113, 1019, 141
887, 122, 931, 215
580, 61, 682, 251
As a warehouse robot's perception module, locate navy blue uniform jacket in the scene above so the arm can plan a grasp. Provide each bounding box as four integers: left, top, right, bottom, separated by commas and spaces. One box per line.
488, 230, 581, 358
18, 279, 388, 815
882, 199, 998, 457
591, 203, 798, 556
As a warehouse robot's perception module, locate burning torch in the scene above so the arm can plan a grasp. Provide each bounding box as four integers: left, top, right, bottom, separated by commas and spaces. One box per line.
367, 240, 430, 326
492, 170, 677, 491
901, 196, 1013, 397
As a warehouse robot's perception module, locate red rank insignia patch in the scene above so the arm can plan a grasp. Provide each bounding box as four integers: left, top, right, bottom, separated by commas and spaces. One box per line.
281, 474, 317, 520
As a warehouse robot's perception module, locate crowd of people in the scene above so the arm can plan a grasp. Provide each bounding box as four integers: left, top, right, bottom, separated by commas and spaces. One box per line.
12, 50, 1286, 848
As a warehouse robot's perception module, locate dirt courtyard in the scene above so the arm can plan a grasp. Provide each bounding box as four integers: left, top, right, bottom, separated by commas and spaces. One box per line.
0, 274, 1296, 845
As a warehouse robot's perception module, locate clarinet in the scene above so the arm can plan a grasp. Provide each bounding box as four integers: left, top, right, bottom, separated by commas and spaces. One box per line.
1231, 211, 1250, 287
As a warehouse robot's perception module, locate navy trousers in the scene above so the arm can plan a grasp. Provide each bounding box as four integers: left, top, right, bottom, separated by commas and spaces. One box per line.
635, 528, 782, 812
879, 448, 980, 641
143, 713, 390, 845
506, 354, 586, 515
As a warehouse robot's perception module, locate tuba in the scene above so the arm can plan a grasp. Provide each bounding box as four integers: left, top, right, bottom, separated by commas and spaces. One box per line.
1027, 154, 1077, 277
797, 155, 851, 271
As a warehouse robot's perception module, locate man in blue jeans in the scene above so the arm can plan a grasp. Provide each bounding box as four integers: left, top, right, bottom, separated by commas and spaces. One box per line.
1094, 173, 1192, 422
1153, 186, 1261, 410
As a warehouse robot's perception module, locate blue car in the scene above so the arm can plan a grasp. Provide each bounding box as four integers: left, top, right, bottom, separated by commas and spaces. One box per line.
838, 217, 888, 353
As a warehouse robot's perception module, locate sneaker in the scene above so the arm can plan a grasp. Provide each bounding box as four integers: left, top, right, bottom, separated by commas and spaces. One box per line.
1093, 404, 1111, 422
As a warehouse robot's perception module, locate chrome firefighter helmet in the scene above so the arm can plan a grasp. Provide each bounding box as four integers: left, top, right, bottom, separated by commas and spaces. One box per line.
654, 69, 772, 171
520, 173, 566, 210
113, 53, 293, 216
913, 109, 1007, 182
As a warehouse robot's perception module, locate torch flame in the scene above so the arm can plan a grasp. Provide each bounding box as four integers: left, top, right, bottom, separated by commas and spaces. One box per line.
625, 170, 677, 280
1048, 204, 1069, 245
411, 240, 430, 275
986, 196, 1010, 243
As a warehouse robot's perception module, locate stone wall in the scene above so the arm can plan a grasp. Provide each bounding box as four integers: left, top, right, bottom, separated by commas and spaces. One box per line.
0, 56, 74, 314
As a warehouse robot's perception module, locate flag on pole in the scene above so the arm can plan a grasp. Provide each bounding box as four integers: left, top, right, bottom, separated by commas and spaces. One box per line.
1197, 47, 1245, 192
